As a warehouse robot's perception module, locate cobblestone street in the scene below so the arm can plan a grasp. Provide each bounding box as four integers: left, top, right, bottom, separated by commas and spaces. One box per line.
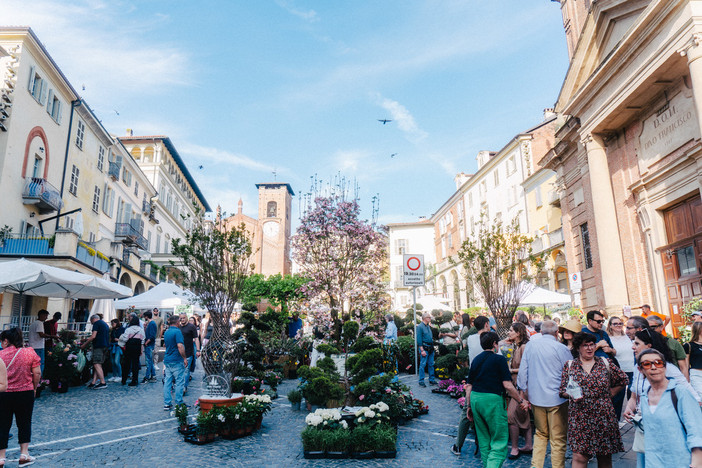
2, 367, 637, 467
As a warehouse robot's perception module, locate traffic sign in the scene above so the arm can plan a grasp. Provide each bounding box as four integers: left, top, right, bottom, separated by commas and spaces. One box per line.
403, 254, 425, 287
569, 271, 582, 292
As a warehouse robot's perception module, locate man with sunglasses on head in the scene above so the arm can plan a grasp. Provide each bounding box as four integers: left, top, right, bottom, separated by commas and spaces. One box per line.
581, 310, 616, 359
647, 315, 689, 379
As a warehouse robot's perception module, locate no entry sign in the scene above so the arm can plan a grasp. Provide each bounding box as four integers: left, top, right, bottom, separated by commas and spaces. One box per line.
403, 254, 425, 287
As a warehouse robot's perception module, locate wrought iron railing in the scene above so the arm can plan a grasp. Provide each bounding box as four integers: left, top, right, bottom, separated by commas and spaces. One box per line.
108, 161, 121, 180
115, 223, 148, 251
22, 177, 63, 213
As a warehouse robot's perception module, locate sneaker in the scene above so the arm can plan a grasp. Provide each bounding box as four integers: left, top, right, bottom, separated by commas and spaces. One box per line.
86, 382, 96, 389
163, 404, 173, 411
148, 377, 158, 383
94, 382, 107, 390
418, 381, 426, 387
429, 381, 438, 386
18, 454, 35, 467
451, 444, 461, 456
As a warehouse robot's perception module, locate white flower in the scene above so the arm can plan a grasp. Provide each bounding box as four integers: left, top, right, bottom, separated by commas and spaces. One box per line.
217, 414, 225, 422
375, 402, 389, 412
366, 410, 376, 418
340, 420, 348, 429
305, 414, 323, 427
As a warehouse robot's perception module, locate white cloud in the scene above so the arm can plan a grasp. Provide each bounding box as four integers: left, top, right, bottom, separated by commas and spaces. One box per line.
378, 97, 428, 143
179, 143, 278, 173
275, 0, 319, 22
428, 153, 458, 178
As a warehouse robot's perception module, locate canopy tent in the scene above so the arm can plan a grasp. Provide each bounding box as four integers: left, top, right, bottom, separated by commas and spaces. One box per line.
89, 273, 118, 323
113, 282, 204, 313
0, 258, 132, 325
519, 283, 572, 305
415, 296, 452, 312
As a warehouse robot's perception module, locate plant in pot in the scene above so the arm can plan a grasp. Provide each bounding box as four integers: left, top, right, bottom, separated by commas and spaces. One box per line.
350, 424, 375, 458
196, 411, 213, 442
45, 341, 81, 392
287, 389, 303, 410
263, 370, 283, 391
372, 424, 398, 458
301, 426, 325, 459
175, 403, 189, 432
323, 428, 350, 458
302, 375, 343, 411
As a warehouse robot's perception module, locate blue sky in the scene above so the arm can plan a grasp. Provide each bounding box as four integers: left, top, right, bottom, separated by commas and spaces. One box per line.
3, 0, 569, 226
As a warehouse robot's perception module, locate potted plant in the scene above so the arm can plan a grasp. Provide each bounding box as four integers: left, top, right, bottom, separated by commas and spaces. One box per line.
287, 389, 302, 410
372, 424, 398, 458
301, 427, 325, 459
196, 412, 212, 443
323, 428, 350, 459
263, 370, 283, 391
350, 424, 375, 458
45, 341, 81, 392
175, 403, 189, 433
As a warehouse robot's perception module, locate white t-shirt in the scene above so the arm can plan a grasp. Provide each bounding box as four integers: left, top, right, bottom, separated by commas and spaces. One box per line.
610, 334, 635, 372
441, 320, 460, 345
28, 320, 44, 349
468, 333, 483, 366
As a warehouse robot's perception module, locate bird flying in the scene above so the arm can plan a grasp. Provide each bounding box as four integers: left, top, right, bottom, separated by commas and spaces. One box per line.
390, 153, 398, 158
378, 119, 392, 125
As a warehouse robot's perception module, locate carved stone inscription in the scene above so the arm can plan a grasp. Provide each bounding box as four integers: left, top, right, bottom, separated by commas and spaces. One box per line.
639, 91, 700, 167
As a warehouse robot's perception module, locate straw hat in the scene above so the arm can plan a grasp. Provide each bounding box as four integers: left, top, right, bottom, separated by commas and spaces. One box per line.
559, 319, 582, 334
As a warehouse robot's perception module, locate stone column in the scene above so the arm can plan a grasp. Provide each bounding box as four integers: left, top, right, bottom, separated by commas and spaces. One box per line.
582, 133, 629, 313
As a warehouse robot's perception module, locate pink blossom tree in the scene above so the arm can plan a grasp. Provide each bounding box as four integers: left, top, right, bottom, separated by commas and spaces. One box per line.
292, 193, 388, 322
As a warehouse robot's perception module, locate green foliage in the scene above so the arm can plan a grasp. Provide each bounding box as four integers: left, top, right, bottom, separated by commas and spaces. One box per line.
322, 428, 350, 452
241, 273, 310, 312
301, 427, 325, 451
450, 366, 470, 384
287, 389, 303, 404
175, 403, 189, 426
347, 348, 384, 385
350, 424, 375, 452
196, 411, 213, 435
304, 376, 344, 406
456, 348, 469, 364
342, 321, 360, 341
372, 424, 397, 451
396, 335, 415, 355
434, 354, 458, 373
351, 336, 379, 353
316, 344, 340, 355
316, 357, 340, 380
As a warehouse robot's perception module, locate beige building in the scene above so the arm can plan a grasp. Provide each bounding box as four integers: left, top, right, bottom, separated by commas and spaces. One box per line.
545, 0, 702, 333
220, 183, 294, 277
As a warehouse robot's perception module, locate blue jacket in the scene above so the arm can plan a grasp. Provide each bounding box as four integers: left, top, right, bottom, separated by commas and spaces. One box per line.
145, 320, 157, 346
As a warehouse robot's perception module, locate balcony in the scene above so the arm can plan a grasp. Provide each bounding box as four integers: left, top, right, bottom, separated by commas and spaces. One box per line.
531, 237, 544, 253
142, 200, 159, 224
108, 161, 121, 180
22, 178, 63, 213
548, 189, 561, 207
75, 243, 110, 273
0, 234, 54, 256
548, 228, 564, 247
114, 223, 148, 251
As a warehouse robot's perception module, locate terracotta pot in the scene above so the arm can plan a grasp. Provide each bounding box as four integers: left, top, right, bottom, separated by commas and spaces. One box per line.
255, 416, 262, 431
245, 425, 254, 435
235, 428, 246, 436
198, 395, 244, 414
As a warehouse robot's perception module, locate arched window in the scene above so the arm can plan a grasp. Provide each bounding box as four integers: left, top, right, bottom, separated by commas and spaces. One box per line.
267, 201, 277, 218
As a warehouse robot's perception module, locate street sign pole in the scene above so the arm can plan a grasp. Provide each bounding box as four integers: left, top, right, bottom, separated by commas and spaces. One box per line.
413, 286, 418, 375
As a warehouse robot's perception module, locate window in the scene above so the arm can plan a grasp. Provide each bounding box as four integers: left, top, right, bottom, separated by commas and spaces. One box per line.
27, 66, 47, 104
69, 165, 79, 196
535, 187, 543, 208
88, 232, 96, 243
97, 146, 105, 172
507, 155, 517, 175
468, 192, 473, 208
134, 181, 139, 197
676, 245, 698, 276
267, 201, 277, 218
92, 186, 100, 213
102, 184, 114, 217
447, 233, 453, 249
32, 156, 42, 179
493, 169, 500, 187
46, 90, 62, 123
122, 168, 132, 186
75, 120, 85, 149
580, 223, 593, 269
395, 239, 407, 255
156, 234, 161, 253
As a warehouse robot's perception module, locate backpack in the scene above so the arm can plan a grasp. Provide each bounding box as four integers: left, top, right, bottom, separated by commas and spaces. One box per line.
125, 332, 142, 354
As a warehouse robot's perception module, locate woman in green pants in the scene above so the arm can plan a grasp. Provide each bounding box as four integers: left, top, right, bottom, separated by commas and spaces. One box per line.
465, 332, 525, 467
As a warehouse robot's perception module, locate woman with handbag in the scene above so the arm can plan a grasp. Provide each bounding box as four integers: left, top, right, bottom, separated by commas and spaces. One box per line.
0, 328, 39, 467
559, 332, 628, 468
634, 349, 702, 467
118, 314, 145, 386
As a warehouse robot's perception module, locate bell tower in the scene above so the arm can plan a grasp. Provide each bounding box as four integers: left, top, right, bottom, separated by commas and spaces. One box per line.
255, 183, 294, 276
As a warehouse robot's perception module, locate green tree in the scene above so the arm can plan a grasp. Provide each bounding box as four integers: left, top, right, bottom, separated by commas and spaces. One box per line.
456, 216, 544, 336
241, 273, 309, 313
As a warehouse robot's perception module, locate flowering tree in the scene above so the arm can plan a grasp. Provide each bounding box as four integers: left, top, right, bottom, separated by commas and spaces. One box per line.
456, 215, 543, 336
292, 193, 388, 321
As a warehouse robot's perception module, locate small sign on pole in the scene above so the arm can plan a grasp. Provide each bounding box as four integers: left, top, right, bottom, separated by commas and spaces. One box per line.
403, 254, 425, 287
569, 271, 582, 292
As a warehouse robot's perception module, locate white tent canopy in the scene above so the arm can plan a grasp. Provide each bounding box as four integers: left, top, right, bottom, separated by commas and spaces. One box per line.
416, 296, 452, 312
519, 283, 572, 305
113, 282, 203, 312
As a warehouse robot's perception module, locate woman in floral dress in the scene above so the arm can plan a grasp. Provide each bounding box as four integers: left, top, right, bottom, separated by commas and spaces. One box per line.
559, 332, 628, 468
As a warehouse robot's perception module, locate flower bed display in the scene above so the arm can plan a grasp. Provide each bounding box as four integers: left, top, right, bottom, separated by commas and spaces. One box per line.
431, 379, 463, 398
183, 394, 273, 444
301, 404, 398, 459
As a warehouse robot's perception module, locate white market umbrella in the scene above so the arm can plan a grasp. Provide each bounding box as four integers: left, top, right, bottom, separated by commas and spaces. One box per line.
113, 282, 203, 312
89, 273, 118, 323
0, 258, 132, 324
519, 283, 572, 305
416, 296, 452, 312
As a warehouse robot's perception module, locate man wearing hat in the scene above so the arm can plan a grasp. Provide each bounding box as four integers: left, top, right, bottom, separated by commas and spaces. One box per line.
692, 309, 702, 323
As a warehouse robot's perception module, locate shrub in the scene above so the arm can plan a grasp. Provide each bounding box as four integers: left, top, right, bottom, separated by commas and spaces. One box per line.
347, 348, 384, 385
304, 376, 344, 406
456, 348, 469, 364
450, 366, 470, 385
322, 428, 350, 453
316, 343, 340, 355
175, 403, 189, 426
301, 427, 324, 452
372, 424, 397, 451
396, 335, 415, 355
316, 357, 340, 380
351, 336, 379, 353
350, 424, 375, 452
342, 321, 359, 342
434, 354, 458, 373
287, 388, 303, 404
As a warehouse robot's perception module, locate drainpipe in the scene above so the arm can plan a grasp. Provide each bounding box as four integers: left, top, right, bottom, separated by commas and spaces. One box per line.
56, 99, 82, 231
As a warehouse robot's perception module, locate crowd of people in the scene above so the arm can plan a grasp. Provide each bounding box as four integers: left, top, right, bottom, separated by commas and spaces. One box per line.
409, 307, 702, 468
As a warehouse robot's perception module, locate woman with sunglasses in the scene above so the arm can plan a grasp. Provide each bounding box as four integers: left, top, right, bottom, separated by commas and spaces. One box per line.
623, 328, 699, 467
559, 332, 628, 468
633, 349, 702, 468
607, 316, 634, 420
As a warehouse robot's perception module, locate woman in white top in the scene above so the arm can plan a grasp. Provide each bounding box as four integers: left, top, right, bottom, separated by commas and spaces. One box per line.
607, 316, 634, 421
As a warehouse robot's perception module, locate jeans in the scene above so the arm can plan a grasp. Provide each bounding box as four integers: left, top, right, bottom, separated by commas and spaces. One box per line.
189, 353, 197, 373
144, 345, 155, 379
418, 349, 435, 383
183, 356, 195, 389
163, 361, 186, 406
111, 344, 122, 378
33, 348, 44, 374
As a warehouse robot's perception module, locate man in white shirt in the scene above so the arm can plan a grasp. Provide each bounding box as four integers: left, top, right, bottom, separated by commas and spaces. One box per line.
468, 316, 491, 366
440, 312, 462, 347
517, 320, 572, 468
28, 309, 56, 374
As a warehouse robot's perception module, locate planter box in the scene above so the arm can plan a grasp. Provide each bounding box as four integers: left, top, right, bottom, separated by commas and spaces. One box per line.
199, 395, 244, 414
303, 451, 325, 459
351, 451, 374, 459
326, 451, 349, 459
375, 450, 397, 459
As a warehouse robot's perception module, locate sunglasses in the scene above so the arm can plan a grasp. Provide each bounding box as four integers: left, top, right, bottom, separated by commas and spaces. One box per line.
591, 319, 605, 324
611, 322, 622, 326
639, 359, 665, 370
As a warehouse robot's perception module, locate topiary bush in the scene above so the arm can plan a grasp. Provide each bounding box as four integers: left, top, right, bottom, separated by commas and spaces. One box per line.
351, 336, 379, 353
347, 348, 384, 385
